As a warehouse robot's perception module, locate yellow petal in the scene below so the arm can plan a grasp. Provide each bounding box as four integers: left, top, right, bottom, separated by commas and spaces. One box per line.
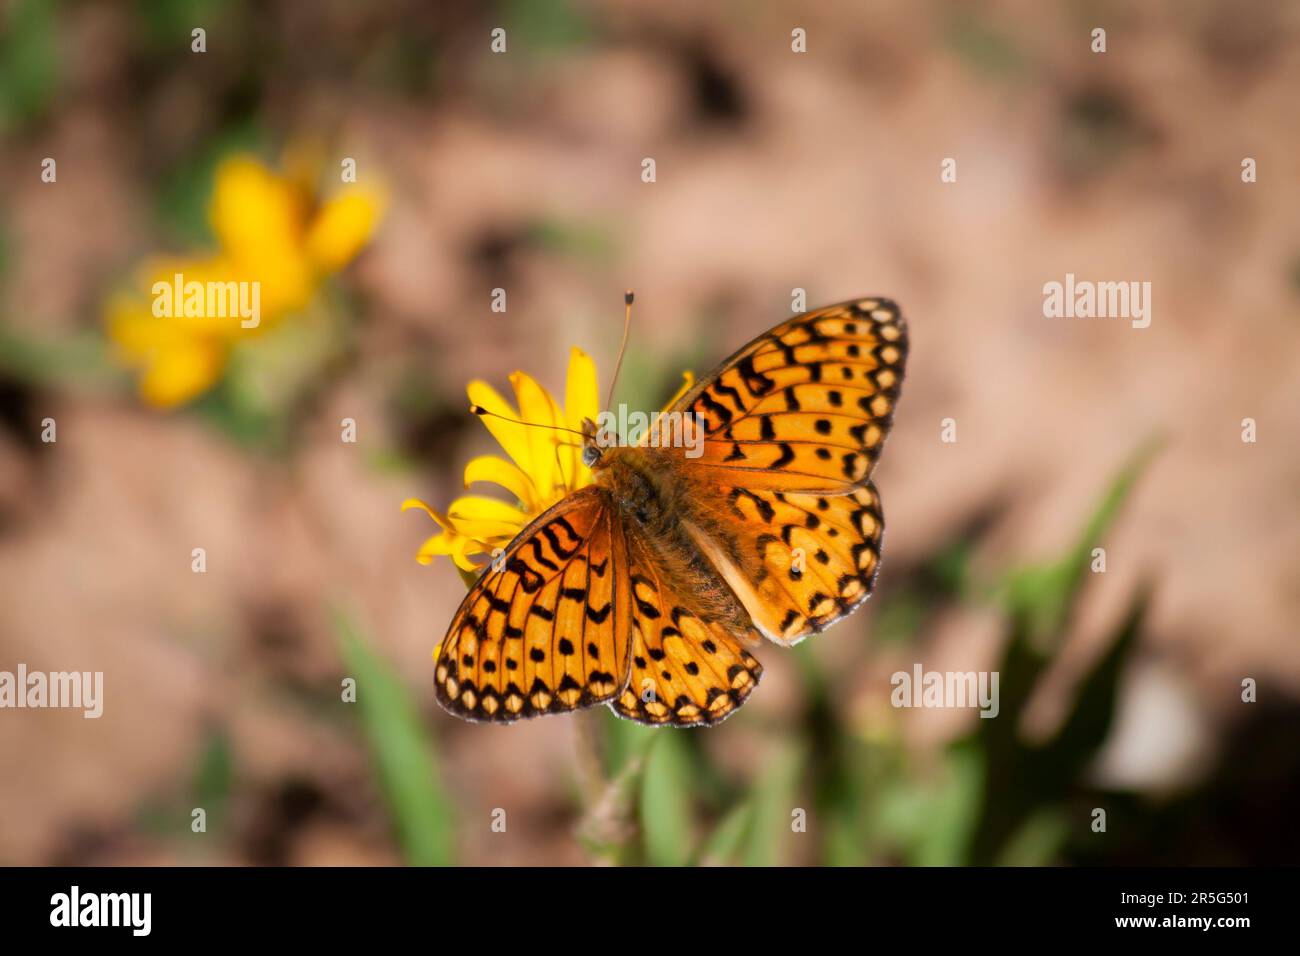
415, 529, 463, 565
305, 186, 385, 273
446, 494, 530, 539
466, 379, 533, 477
564, 346, 599, 488
137, 337, 227, 408
401, 497, 452, 528
510, 370, 566, 501
210, 154, 305, 260
451, 539, 488, 573
462, 454, 538, 510
209, 155, 315, 315
662, 370, 695, 411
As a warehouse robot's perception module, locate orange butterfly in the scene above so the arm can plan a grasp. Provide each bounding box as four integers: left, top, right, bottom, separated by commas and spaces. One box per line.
434, 298, 907, 726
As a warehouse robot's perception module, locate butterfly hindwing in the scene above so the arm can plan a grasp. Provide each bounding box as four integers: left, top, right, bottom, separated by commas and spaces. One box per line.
435, 486, 632, 722
610, 530, 763, 727
666, 298, 907, 493
713, 482, 886, 645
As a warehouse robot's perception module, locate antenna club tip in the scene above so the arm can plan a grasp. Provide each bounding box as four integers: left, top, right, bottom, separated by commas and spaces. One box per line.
624, 290, 635, 305
469, 404, 487, 416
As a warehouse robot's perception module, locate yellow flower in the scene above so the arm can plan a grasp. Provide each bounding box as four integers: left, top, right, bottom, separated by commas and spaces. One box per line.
404, 347, 599, 575
406, 352, 698, 584
108, 151, 386, 408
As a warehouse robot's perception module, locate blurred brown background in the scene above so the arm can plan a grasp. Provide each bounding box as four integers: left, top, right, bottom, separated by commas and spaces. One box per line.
0, 0, 1297, 866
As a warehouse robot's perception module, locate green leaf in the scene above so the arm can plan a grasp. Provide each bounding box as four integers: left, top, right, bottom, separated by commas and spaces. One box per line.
742, 742, 804, 867
191, 728, 233, 832
0, 327, 113, 386
334, 611, 456, 866
996, 808, 1068, 867
694, 802, 752, 867
998, 436, 1160, 649
639, 733, 694, 867
502, 0, 591, 53
0, 0, 59, 131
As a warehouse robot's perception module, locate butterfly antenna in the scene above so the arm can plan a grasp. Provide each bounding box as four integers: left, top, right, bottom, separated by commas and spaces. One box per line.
469, 405, 588, 441
605, 290, 634, 412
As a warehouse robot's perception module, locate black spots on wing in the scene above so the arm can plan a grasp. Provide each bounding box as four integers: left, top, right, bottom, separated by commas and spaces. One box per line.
760, 416, 776, 441
561, 587, 586, 602
589, 556, 609, 577
725, 443, 745, 462
814, 549, 830, 565
841, 452, 863, 480
483, 660, 497, 673
780, 609, 800, 633
585, 602, 612, 623
697, 390, 732, 426
828, 389, 843, 408
648, 647, 666, 661
702, 640, 717, 654
685, 662, 700, 676
713, 380, 745, 410
737, 354, 775, 396
772, 443, 796, 468
529, 648, 546, 662
634, 656, 647, 669
504, 624, 523, 639
529, 604, 554, 621
510, 556, 545, 593
783, 386, 801, 411
814, 418, 832, 435
733, 488, 776, 522
526, 538, 559, 572
634, 596, 661, 618
558, 638, 575, 656
815, 448, 831, 460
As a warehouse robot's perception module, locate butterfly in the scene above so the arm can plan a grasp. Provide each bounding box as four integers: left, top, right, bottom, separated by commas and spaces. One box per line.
434, 298, 907, 726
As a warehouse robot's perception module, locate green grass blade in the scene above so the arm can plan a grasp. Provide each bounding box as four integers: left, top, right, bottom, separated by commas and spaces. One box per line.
639, 733, 694, 867
334, 612, 456, 866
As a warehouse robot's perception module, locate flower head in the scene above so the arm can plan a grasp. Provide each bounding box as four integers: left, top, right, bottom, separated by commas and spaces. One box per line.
108, 151, 385, 408
404, 347, 598, 575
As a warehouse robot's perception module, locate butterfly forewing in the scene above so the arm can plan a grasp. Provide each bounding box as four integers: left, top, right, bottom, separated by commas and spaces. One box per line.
435, 486, 631, 722
666, 298, 907, 493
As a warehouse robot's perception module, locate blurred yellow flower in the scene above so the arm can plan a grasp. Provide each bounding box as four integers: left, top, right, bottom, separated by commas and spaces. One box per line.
404, 347, 599, 575
108, 151, 385, 408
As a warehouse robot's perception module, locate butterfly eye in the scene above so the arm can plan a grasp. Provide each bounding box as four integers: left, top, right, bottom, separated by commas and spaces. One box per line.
582, 445, 601, 468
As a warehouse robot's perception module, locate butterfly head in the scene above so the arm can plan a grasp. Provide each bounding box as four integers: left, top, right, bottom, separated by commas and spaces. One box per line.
581, 417, 604, 469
